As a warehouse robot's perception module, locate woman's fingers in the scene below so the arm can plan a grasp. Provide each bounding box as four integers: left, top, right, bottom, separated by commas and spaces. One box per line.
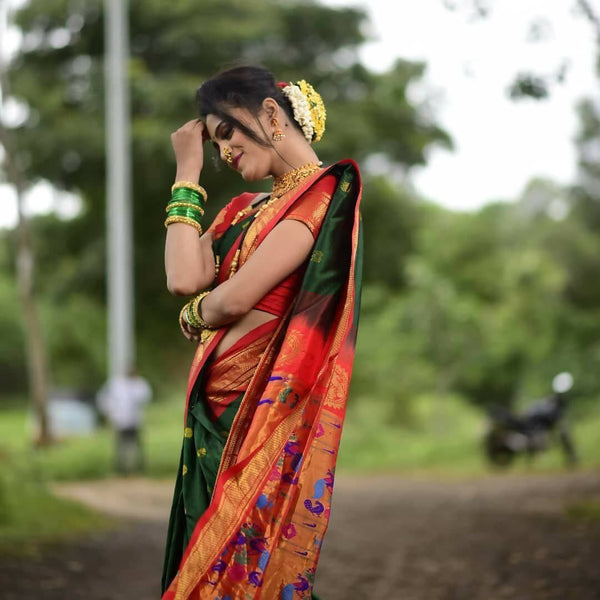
171, 120, 205, 175
181, 319, 202, 342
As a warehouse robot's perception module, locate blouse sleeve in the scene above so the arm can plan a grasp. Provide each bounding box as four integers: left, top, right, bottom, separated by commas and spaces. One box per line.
283, 174, 338, 239
207, 193, 256, 237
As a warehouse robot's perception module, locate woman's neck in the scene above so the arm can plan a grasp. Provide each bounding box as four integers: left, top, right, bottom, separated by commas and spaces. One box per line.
270, 145, 320, 178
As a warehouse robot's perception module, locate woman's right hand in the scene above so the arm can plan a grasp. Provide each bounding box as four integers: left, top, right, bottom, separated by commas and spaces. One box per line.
171, 119, 206, 183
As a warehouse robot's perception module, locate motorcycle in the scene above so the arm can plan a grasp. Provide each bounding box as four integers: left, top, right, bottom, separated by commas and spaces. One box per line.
483, 372, 578, 467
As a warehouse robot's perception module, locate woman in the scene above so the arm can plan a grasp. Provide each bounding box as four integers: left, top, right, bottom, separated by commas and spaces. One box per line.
161, 66, 362, 600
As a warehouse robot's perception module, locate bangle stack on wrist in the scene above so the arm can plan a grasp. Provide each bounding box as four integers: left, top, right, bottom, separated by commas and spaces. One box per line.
179, 291, 219, 338
165, 181, 208, 235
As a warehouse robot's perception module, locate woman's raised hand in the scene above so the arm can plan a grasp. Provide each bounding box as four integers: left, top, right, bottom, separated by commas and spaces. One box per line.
171, 119, 207, 183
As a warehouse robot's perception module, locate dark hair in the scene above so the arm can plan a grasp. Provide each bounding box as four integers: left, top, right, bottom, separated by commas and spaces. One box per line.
196, 65, 300, 147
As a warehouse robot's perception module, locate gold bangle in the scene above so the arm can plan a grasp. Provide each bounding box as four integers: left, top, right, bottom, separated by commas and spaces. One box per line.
165, 216, 203, 235
190, 291, 218, 330
171, 181, 208, 202
165, 202, 205, 215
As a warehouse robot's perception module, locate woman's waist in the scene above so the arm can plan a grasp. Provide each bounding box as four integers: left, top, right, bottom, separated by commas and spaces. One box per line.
211, 309, 279, 363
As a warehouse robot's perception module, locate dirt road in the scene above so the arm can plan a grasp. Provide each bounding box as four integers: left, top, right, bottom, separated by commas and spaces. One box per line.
1, 470, 599, 599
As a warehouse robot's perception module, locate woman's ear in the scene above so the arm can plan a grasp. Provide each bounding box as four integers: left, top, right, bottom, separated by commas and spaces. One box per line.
262, 97, 280, 120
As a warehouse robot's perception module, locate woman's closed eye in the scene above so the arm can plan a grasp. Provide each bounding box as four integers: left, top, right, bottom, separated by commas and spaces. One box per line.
216, 122, 233, 141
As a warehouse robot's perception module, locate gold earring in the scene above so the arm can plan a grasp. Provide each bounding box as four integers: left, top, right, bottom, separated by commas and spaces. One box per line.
223, 146, 233, 164
271, 118, 285, 142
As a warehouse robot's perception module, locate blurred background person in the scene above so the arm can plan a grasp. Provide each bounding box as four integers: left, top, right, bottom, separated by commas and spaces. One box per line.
96, 365, 152, 475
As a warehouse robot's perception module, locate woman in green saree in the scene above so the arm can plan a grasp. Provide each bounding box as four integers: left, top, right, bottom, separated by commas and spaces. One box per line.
162, 66, 362, 599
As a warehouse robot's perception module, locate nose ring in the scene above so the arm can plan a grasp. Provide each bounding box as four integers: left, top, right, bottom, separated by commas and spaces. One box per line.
223, 146, 233, 165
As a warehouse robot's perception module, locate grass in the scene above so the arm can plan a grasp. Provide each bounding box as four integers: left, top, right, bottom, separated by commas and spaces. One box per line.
1, 390, 599, 551
0, 455, 112, 556
338, 393, 600, 477
2, 389, 599, 482
0, 397, 184, 481
565, 501, 600, 524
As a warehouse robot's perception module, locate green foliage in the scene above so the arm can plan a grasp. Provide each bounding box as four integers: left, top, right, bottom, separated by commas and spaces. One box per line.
339, 393, 485, 473
360, 176, 421, 289
3, 0, 600, 452
0, 271, 27, 394
3, 0, 449, 399
0, 400, 182, 481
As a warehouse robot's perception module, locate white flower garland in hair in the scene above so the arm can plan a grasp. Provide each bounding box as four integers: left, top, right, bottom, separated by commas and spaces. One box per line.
281, 83, 315, 143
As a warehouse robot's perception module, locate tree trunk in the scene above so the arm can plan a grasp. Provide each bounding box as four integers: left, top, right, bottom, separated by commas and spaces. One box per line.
14, 195, 52, 446
0, 54, 51, 446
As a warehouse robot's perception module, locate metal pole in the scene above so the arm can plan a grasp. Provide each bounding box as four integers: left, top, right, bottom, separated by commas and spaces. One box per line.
104, 0, 134, 379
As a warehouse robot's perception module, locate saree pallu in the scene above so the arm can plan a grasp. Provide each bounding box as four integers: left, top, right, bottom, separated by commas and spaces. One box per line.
162, 160, 363, 600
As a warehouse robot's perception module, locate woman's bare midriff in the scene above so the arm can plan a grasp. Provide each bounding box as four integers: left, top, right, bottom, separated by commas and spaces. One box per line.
212, 308, 278, 360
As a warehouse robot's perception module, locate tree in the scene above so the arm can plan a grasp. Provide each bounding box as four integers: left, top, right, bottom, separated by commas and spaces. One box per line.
0, 12, 50, 443
2, 0, 450, 394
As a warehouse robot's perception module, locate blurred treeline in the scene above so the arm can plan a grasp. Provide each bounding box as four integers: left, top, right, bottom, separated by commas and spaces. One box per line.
1, 0, 599, 423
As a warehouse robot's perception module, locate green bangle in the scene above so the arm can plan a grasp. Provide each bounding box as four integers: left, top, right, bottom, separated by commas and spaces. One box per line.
185, 301, 202, 328
166, 206, 203, 223
171, 181, 208, 202
171, 187, 206, 206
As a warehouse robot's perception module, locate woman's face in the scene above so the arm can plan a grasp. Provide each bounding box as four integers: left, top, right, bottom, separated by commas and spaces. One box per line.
205, 108, 274, 181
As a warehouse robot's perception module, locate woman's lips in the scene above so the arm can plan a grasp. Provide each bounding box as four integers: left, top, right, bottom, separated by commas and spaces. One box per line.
232, 153, 243, 169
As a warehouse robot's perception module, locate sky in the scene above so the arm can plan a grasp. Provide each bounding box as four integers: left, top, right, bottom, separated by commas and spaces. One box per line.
0, 0, 598, 227
324, 0, 598, 210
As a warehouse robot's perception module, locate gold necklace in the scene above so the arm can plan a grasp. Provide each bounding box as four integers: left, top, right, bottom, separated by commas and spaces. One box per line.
230, 162, 322, 227
271, 162, 322, 199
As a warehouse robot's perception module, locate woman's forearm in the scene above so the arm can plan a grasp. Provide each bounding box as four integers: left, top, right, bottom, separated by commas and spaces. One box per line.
199, 278, 248, 327
165, 169, 216, 295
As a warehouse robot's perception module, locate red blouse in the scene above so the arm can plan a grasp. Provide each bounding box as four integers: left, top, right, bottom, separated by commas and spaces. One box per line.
253, 174, 337, 317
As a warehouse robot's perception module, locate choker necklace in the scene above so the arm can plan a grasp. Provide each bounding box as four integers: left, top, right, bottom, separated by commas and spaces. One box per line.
271, 162, 322, 200
230, 162, 322, 228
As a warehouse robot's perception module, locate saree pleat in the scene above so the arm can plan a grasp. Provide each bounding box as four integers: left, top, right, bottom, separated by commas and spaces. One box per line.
162, 321, 278, 592
162, 161, 362, 600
